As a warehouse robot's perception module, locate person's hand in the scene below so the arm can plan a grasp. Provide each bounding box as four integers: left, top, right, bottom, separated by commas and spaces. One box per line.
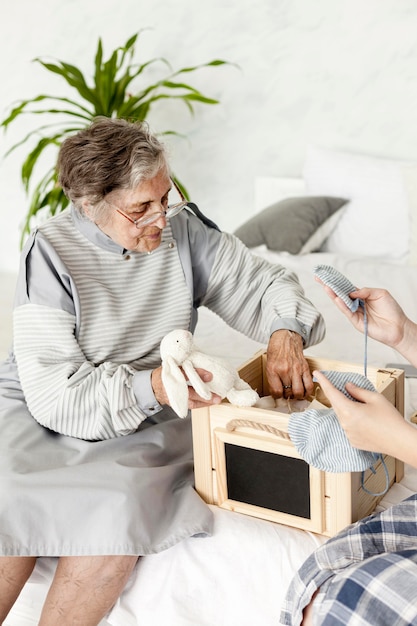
151, 366, 222, 411
316, 281, 408, 348
266, 330, 314, 399
313, 370, 410, 457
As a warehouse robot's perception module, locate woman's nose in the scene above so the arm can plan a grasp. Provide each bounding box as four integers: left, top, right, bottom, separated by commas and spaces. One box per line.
152, 211, 167, 227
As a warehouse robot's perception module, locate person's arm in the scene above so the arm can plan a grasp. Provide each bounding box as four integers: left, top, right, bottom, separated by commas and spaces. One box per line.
203, 233, 325, 346
14, 299, 218, 438
13, 301, 150, 440
313, 370, 417, 467
319, 282, 417, 368
200, 233, 325, 398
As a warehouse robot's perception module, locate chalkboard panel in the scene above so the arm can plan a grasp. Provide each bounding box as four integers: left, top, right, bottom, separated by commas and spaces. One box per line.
225, 443, 311, 519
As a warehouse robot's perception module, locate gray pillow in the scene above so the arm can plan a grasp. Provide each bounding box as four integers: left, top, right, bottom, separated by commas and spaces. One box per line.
233, 196, 348, 254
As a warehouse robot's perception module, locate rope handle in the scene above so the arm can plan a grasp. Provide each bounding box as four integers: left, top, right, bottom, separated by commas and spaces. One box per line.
226, 418, 291, 441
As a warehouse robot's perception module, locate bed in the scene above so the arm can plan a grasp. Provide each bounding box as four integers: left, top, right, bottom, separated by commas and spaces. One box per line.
4, 145, 417, 625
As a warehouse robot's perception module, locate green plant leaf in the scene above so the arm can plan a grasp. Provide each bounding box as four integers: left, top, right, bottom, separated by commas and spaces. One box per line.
35, 59, 102, 108
171, 175, 189, 201
1, 30, 233, 246
19, 167, 69, 247
173, 59, 233, 74
21, 135, 61, 190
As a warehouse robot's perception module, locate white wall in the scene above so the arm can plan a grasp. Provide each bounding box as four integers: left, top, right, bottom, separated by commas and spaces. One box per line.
1, 0, 417, 273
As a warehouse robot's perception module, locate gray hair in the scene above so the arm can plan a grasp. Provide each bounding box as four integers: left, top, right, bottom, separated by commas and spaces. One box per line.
57, 117, 169, 219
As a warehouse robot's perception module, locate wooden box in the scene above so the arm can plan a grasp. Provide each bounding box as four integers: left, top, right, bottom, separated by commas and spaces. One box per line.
192, 352, 405, 537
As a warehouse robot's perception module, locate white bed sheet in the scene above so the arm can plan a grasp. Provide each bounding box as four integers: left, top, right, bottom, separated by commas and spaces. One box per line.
6, 248, 417, 626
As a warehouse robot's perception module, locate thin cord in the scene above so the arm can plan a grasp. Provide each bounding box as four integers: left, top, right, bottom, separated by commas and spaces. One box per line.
361, 456, 390, 496
362, 300, 368, 378
360, 299, 389, 496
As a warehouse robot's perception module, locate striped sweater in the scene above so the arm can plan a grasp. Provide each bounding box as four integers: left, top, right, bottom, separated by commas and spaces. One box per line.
10, 206, 325, 440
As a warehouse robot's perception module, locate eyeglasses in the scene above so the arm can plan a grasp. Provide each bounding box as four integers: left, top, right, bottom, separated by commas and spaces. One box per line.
113, 200, 189, 229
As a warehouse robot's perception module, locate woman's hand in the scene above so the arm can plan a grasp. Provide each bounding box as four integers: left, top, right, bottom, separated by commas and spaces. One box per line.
317, 281, 408, 347
151, 366, 221, 411
266, 330, 314, 400
317, 280, 417, 365
313, 370, 417, 464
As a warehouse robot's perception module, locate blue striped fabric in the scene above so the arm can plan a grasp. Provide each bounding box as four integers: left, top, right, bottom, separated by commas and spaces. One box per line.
288, 371, 379, 472
313, 264, 362, 312
317, 370, 375, 399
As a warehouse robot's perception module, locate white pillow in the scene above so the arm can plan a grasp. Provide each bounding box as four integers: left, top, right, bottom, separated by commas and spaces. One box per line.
254, 177, 307, 212
303, 145, 413, 261
299, 208, 345, 254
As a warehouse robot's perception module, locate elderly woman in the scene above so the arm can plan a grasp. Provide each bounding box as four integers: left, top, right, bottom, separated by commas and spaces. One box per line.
0, 117, 325, 625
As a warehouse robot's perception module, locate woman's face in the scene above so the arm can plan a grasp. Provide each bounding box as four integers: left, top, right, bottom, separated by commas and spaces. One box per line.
94, 170, 172, 253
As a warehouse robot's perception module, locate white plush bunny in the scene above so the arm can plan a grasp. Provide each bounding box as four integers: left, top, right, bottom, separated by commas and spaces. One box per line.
160, 329, 260, 418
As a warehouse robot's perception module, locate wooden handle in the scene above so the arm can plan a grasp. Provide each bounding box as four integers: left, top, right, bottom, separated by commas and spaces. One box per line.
226, 418, 291, 440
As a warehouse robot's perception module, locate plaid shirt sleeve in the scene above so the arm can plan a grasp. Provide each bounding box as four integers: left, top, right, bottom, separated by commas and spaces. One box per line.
279, 493, 417, 626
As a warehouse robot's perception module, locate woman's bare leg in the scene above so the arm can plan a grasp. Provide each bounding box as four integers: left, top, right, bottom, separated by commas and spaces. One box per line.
0, 556, 37, 622
39, 555, 138, 626
301, 589, 319, 626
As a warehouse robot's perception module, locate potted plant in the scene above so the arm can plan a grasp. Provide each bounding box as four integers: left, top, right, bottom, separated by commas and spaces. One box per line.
1, 31, 231, 245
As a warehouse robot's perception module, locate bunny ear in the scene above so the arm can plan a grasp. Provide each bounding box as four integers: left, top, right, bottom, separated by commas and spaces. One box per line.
161, 355, 189, 418
182, 359, 212, 400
